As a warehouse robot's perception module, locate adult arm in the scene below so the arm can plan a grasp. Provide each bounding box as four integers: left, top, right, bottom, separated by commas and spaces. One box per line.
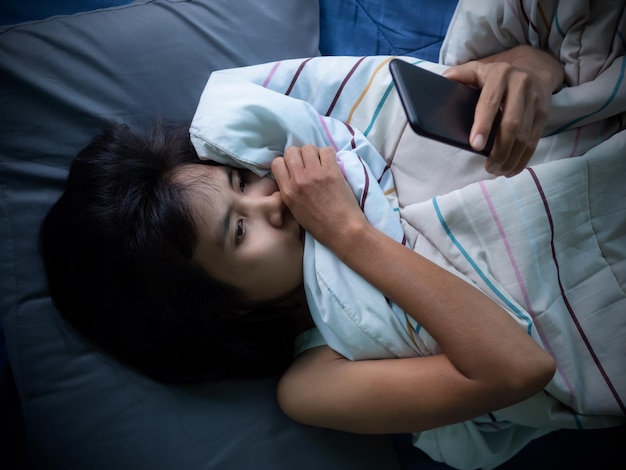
444, 45, 564, 177
273, 145, 556, 434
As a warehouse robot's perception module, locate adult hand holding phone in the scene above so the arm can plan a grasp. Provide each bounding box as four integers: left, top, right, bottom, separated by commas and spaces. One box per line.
443, 45, 564, 177
390, 59, 501, 158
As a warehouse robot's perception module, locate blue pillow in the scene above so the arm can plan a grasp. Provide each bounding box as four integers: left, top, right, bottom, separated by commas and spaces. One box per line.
0, 1, 401, 468
319, 0, 458, 62
0, 0, 133, 24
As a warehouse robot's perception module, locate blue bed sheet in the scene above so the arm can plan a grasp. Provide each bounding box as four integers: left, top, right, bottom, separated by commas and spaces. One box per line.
0, 0, 132, 25
2, 2, 624, 470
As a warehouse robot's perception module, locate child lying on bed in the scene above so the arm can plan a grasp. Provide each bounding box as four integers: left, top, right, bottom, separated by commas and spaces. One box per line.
39, 45, 625, 470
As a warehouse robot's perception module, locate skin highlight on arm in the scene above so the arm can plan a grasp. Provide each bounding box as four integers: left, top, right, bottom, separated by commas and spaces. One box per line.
274, 145, 555, 435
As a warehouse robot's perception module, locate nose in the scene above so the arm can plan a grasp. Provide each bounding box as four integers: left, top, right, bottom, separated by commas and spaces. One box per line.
254, 190, 286, 228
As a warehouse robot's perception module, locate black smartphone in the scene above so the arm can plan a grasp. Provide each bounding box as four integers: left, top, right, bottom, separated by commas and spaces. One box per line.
389, 58, 500, 156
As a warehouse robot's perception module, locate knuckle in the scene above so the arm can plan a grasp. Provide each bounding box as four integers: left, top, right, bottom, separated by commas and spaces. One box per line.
499, 63, 517, 80
483, 92, 502, 109
515, 133, 530, 147
518, 71, 533, 88
500, 117, 521, 134
300, 144, 314, 155
535, 106, 549, 123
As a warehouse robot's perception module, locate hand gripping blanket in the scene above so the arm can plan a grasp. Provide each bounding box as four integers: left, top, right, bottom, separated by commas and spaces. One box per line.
191, 45, 625, 470
190, 56, 449, 359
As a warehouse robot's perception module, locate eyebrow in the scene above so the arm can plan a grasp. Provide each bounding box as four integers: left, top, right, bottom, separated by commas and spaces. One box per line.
217, 166, 234, 252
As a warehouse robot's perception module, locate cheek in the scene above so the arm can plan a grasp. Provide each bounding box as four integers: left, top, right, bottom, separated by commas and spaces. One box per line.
258, 243, 302, 278
275, 250, 303, 285
238, 250, 303, 302
249, 243, 303, 291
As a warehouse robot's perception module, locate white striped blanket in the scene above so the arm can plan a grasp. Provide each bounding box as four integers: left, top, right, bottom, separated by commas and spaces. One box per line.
190, 56, 438, 362
190, 2, 626, 464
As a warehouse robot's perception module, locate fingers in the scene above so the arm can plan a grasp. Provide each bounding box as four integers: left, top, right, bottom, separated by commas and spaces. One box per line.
466, 65, 506, 156
452, 61, 548, 177
442, 62, 481, 88
272, 145, 336, 189
318, 146, 338, 166
270, 145, 361, 247
270, 153, 289, 187
493, 91, 536, 176
301, 145, 320, 167
444, 63, 508, 158
445, 61, 549, 177
484, 71, 527, 175
286, 145, 325, 163
488, 65, 548, 177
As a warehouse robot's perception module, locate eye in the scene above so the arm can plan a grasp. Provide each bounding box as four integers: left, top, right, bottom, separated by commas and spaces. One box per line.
238, 170, 246, 192
235, 219, 246, 245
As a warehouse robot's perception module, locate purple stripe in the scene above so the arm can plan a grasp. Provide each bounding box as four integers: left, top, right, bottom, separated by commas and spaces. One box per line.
505, 0, 524, 25
326, 57, 367, 116
569, 128, 582, 157
377, 165, 391, 185
518, 0, 538, 33
357, 155, 370, 212
479, 181, 533, 309
528, 167, 626, 414
343, 122, 357, 150
317, 114, 338, 151
486, 413, 505, 431
480, 179, 577, 406
285, 58, 314, 96
262, 61, 282, 88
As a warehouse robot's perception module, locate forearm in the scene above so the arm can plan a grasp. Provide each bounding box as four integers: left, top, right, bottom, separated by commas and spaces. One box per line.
275, 146, 555, 434
281, 347, 538, 434
332, 218, 554, 388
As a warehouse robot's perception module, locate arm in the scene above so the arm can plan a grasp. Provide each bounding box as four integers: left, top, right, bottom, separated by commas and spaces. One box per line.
272, 145, 556, 434
443, 45, 564, 177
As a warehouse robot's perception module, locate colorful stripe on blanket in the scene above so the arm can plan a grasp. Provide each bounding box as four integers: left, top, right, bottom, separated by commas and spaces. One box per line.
190, 56, 448, 359
190, 51, 625, 470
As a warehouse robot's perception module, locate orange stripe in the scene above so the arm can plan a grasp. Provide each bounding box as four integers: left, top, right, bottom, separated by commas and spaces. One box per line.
404, 313, 419, 348
346, 57, 395, 124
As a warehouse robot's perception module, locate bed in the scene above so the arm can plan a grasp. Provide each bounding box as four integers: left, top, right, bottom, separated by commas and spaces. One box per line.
1, 1, 624, 469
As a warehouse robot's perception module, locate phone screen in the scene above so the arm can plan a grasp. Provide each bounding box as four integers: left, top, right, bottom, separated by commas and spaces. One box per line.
389, 59, 500, 156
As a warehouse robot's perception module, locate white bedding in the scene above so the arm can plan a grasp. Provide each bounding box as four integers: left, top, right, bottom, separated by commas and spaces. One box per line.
189, 3, 625, 468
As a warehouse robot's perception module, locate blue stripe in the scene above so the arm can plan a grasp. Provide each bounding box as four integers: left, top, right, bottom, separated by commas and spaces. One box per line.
503, 179, 553, 302
364, 59, 425, 136
554, 8, 566, 38
363, 84, 394, 136
432, 197, 533, 334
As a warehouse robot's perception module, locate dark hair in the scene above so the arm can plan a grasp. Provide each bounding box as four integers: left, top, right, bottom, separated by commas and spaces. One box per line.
39, 122, 300, 384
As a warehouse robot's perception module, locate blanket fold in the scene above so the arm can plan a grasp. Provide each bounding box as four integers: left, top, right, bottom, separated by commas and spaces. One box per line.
190, 10, 626, 464
190, 57, 440, 360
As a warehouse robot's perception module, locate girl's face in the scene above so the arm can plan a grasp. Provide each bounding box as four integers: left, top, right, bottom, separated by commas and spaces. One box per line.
178, 163, 305, 302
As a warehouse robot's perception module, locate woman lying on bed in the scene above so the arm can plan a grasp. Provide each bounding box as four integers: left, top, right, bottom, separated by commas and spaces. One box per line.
39, 46, 625, 469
